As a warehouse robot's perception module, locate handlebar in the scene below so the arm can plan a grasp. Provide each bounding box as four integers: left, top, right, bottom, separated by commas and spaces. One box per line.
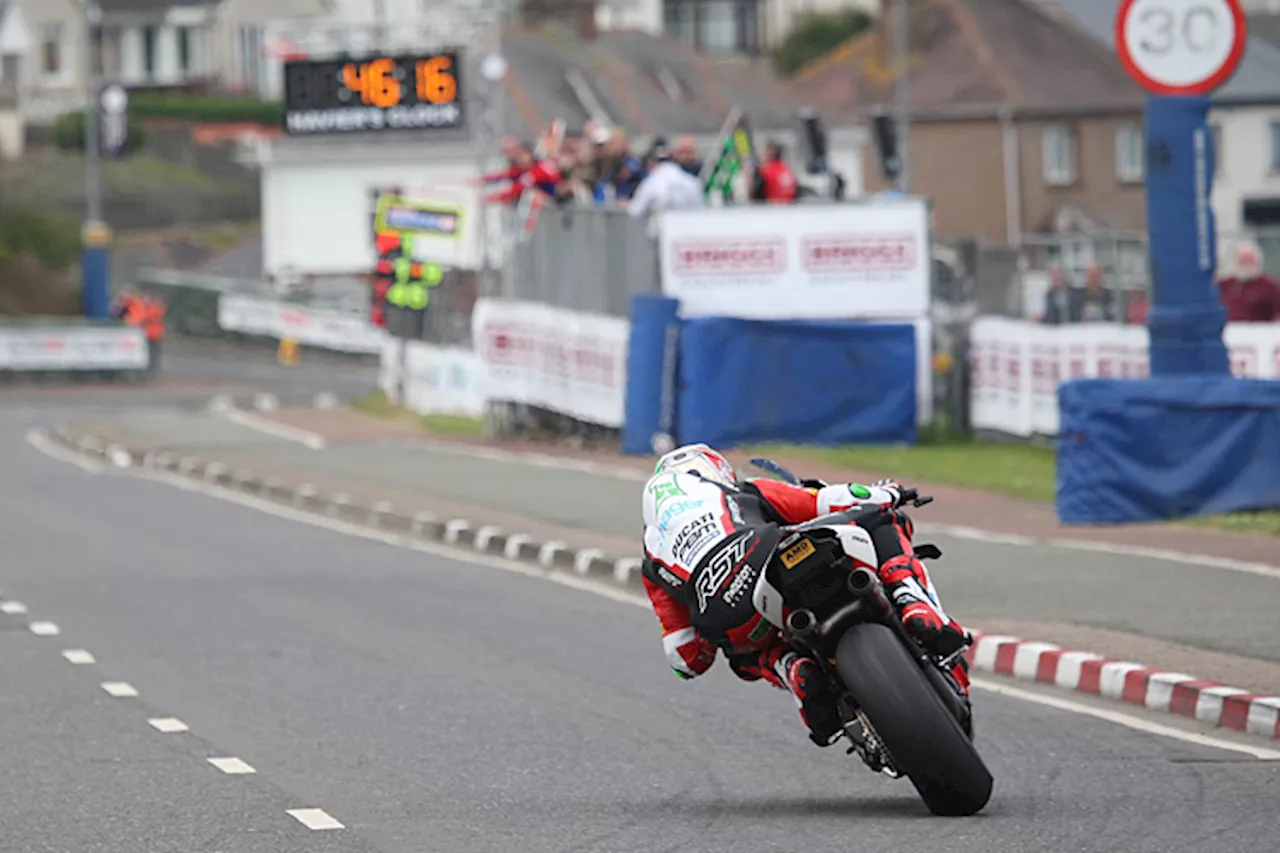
900, 487, 934, 508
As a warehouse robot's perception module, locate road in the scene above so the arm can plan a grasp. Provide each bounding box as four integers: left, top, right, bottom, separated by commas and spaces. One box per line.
5, 409, 1280, 850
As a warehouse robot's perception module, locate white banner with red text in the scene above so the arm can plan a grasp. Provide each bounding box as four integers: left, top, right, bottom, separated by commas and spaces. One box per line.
970, 317, 1280, 437
218, 294, 386, 354
471, 299, 628, 428
658, 199, 931, 320
0, 325, 148, 371
379, 339, 486, 418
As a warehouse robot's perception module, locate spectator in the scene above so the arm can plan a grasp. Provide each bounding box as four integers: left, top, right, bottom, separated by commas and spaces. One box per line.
1218, 241, 1280, 322
674, 136, 702, 177
751, 140, 798, 203
628, 141, 703, 224
592, 129, 643, 203
1039, 266, 1070, 325
1124, 288, 1150, 325
1078, 263, 1115, 322
484, 141, 561, 205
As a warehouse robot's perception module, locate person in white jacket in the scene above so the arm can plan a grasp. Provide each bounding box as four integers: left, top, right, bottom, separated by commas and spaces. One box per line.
628, 143, 703, 234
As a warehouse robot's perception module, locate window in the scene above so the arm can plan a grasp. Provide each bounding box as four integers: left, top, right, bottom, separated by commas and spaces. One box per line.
1116, 122, 1143, 183
142, 26, 157, 77
1042, 124, 1076, 186
41, 23, 63, 75
1, 53, 20, 87
1270, 121, 1280, 173
663, 0, 759, 54
1210, 123, 1223, 176
178, 27, 191, 75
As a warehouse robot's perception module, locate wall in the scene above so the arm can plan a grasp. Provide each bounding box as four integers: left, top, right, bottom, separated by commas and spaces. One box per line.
215, 0, 328, 94
1210, 104, 1280, 252
261, 145, 480, 277
861, 119, 1008, 244
15, 0, 83, 123
0, 100, 25, 158
1016, 114, 1146, 236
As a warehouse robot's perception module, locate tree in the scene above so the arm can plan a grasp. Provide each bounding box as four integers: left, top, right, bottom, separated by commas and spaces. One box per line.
774, 8, 875, 77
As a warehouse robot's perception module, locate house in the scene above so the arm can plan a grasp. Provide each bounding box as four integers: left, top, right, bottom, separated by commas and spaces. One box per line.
791, 0, 1151, 249
12, 0, 329, 122
0, 3, 29, 157
596, 0, 878, 56
1040, 0, 1280, 268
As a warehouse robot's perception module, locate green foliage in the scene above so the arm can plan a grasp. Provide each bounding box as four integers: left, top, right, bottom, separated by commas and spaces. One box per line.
0, 210, 82, 271
51, 110, 147, 154
129, 92, 282, 124
773, 8, 875, 77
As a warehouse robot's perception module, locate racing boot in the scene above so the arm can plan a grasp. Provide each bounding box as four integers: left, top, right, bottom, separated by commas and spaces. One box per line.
877, 554, 972, 666
776, 651, 844, 747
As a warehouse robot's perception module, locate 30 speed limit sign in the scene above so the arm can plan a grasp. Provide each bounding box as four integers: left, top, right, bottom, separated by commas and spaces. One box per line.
1115, 0, 1247, 96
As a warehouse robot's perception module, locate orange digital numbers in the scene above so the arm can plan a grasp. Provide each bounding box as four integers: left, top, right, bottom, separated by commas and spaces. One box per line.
342, 56, 402, 108
416, 55, 458, 105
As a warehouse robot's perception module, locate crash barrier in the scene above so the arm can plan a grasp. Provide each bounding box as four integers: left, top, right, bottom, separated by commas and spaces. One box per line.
0, 321, 148, 375
217, 294, 386, 355
969, 316, 1280, 437
1057, 377, 1280, 524
379, 338, 485, 418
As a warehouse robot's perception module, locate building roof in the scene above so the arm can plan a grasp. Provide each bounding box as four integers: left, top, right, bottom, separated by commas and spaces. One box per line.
99, 0, 217, 9
1252, 13, 1280, 49
789, 0, 1145, 125
498, 26, 797, 138
1038, 0, 1280, 106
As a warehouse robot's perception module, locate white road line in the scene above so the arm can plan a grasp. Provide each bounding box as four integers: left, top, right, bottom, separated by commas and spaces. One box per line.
101, 681, 139, 697
62, 649, 96, 665
33, 438, 1280, 756
208, 757, 256, 774
1, 601, 28, 614
972, 678, 1280, 760
29, 621, 60, 636
148, 717, 190, 733
287, 808, 345, 830
218, 408, 326, 450
25, 428, 105, 474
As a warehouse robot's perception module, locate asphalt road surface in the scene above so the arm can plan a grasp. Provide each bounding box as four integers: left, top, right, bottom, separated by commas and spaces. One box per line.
5, 410, 1280, 851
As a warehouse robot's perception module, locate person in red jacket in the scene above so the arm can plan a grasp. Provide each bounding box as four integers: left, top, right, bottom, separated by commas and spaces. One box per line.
1218, 241, 1280, 322
641, 444, 970, 747
751, 140, 798, 203
483, 141, 561, 205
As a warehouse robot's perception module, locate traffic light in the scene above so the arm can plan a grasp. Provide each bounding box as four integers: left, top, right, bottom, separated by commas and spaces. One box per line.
371, 230, 402, 327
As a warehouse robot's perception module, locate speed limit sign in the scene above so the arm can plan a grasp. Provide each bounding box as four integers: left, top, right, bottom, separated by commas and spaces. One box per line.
1116, 0, 1247, 96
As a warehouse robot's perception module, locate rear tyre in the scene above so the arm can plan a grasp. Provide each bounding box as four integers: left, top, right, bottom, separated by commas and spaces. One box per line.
835, 623, 993, 816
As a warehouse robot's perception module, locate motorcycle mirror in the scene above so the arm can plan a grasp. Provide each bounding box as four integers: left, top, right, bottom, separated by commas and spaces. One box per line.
749, 458, 801, 485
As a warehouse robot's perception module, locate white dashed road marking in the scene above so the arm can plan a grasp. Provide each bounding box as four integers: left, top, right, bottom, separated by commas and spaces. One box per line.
101, 681, 139, 697
1, 601, 28, 614
148, 717, 190, 733
287, 808, 345, 830
208, 757, 256, 774
62, 649, 96, 664
29, 621, 60, 636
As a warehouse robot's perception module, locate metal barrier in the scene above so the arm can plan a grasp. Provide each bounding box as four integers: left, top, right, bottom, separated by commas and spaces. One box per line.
500, 207, 660, 317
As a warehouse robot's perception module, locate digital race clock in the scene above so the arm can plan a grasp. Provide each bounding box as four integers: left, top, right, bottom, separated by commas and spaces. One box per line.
282, 51, 464, 136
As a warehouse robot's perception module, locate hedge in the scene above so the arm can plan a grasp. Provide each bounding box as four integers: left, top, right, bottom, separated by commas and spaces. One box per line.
51, 110, 148, 154
129, 93, 282, 124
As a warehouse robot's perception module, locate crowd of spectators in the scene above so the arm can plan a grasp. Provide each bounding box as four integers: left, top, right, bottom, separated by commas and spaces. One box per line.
480, 120, 800, 216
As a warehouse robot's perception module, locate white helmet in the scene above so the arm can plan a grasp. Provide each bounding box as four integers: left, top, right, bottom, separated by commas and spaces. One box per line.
653, 443, 737, 490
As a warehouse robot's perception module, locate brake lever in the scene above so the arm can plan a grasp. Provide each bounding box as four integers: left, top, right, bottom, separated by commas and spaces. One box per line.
912, 495, 934, 508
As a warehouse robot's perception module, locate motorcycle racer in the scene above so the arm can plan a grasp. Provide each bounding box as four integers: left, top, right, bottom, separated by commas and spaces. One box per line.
641, 443, 971, 746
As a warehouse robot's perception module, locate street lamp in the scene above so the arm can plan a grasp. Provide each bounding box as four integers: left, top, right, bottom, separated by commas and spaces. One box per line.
79, 0, 111, 319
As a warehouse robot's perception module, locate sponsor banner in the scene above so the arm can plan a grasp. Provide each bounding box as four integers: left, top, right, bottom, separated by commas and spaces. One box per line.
472, 299, 628, 428
0, 326, 148, 371
970, 317, 1280, 437
218, 294, 387, 354
659, 200, 930, 320
379, 339, 485, 418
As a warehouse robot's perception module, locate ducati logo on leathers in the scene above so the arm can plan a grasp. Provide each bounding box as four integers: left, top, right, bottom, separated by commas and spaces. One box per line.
696, 532, 753, 613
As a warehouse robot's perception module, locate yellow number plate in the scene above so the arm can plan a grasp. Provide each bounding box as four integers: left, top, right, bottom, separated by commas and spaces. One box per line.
780, 538, 815, 568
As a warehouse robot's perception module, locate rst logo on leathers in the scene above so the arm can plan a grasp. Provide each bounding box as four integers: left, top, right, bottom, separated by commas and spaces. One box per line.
671, 512, 719, 564
696, 532, 753, 613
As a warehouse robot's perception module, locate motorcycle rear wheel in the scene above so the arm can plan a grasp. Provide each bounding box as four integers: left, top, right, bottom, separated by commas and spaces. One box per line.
835, 623, 993, 816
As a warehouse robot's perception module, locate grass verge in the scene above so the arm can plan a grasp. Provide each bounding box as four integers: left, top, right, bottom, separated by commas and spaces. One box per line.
751, 437, 1280, 536
352, 391, 484, 438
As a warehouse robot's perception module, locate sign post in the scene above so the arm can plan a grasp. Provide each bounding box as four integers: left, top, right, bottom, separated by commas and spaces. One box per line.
1115, 0, 1247, 375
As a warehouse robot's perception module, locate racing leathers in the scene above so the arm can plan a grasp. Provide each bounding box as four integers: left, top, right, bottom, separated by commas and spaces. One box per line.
641, 472, 970, 746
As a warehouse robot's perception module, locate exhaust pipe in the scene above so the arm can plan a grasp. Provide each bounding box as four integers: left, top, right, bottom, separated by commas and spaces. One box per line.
786, 608, 817, 635
848, 568, 877, 595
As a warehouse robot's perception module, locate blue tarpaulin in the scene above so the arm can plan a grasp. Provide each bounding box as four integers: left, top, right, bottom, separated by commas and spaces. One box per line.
1057, 377, 1280, 524
677, 318, 917, 448
622, 294, 681, 455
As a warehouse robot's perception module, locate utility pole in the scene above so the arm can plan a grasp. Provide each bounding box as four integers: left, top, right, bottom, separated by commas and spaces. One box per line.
80, 0, 111, 318
893, 0, 910, 194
